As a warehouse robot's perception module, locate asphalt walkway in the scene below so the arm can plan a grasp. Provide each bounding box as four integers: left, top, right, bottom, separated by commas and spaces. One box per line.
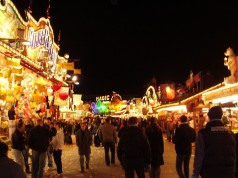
17, 133, 194, 178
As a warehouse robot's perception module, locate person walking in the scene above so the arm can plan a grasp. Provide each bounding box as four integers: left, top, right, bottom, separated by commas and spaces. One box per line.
11, 119, 26, 170
192, 106, 236, 178
0, 141, 27, 178
75, 120, 93, 173
28, 118, 52, 178
98, 116, 118, 166
172, 115, 196, 178
8, 106, 16, 140
145, 117, 164, 178
51, 121, 64, 176
23, 119, 34, 173
44, 118, 57, 170
166, 117, 176, 142
117, 116, 151, 178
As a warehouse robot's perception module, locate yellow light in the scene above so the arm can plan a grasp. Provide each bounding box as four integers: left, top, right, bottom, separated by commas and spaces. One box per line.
64, 53, 69, 60
72, 76, 77, 82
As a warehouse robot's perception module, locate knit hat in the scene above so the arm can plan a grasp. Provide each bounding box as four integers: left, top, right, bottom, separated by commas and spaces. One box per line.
207, 106, 223, 120
180, 115, 188, 123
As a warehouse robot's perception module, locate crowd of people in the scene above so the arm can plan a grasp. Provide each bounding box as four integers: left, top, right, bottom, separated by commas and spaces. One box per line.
0, 105, 238, 178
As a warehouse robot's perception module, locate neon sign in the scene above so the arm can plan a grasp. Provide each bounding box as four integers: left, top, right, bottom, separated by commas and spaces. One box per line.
28, 26, 57, 62
96, 95, 110, 101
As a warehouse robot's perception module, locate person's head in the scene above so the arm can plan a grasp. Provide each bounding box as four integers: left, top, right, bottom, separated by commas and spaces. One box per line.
179, 115, 188, 123
80, 120, 87, 131
105, 117, 111, 123
0, 141, 8, 157
54, 121, 61, 130
36, 118, 43, 126
149, 117, 157, 124
46, 117, 52, 124
50, 122, 54, 128
17, 119, 25, 132
208, 106, 223, 120
128, 117, 138, 126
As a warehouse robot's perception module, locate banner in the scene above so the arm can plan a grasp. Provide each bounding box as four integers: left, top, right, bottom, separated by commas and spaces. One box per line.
73, 94, 82, 105
74, 69, 81, 74
194, 71, 202, 83
54, 87, 69, 106
63, 62, 74, 70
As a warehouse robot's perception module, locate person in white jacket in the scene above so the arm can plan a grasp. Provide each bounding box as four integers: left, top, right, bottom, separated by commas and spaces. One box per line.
51, 122, 64, 176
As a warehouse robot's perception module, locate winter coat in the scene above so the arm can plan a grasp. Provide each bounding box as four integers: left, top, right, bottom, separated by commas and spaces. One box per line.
117, 126, 151, 168
0, 157, 27, 178
145, 123, 164, 166
172, 123, 196, 155
11, 129, 25, 151
75, 128, 92, 155
29, 125, 51, 153
193, 119, 236, 178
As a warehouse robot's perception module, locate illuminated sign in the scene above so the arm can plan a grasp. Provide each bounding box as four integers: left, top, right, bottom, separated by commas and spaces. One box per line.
28, 26, 58, 62
96, 95, 110, 101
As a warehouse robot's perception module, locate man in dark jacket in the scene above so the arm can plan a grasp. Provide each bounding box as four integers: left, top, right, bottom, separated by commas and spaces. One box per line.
29, 118, 51, 178
192, 106, 236, 178
172, 115, 196, 178
44, 117, 57, 170
75, 120, 92, 173
145, 117, 164, 178
117, 116, 151, 178
23, 119, 34, 173
98, 116, 118, 166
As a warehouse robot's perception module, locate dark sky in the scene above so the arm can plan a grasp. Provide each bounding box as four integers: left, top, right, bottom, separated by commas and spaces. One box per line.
14, 0, 238, 101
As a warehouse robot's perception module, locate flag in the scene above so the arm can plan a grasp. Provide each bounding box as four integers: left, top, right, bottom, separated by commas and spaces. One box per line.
57, 29, 61, 47
74, 69, 81, 74
63, 62, 74, 70
47, 0, 51, 19
194, 72, 202, 83
186, 78, 194, 88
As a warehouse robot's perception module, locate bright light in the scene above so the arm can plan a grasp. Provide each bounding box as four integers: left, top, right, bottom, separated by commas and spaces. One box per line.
64, 53, 69, 60
156, 105, 187, 113
72, 76, 77, 82
212, 94, 238, 104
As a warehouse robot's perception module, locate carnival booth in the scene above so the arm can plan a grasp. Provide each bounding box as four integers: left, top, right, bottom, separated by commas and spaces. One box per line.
199, 47, 238, 132
0, 0, 70, 134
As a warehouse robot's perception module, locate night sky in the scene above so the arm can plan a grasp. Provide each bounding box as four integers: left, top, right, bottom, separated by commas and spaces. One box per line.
12, 0, 238, 101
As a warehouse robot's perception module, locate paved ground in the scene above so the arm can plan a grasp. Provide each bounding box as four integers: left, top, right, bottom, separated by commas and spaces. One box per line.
11, 134, 194, 178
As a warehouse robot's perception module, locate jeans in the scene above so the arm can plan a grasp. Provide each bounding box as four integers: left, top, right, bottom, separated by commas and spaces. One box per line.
149, 165, 161, 178
12, 148, 25, 169
79, 154, 90, 170
47, 146, 53, 168
22, 145, 30, 171
53, 149, 62, 174
176, 153, 191, 178
103, 141, 115, 165
167, 130, 174, 142
31, 150, 47, 178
